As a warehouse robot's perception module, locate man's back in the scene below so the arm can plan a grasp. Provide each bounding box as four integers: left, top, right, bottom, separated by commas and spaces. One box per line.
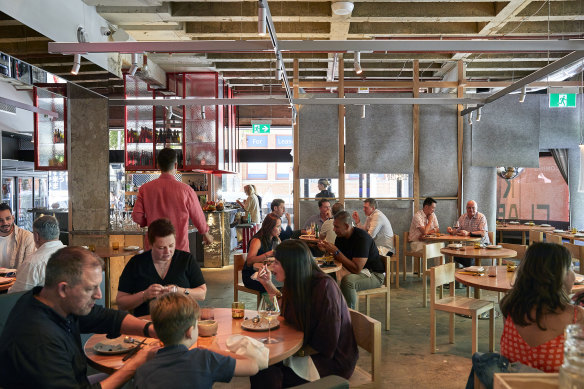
132, 173, 208, 251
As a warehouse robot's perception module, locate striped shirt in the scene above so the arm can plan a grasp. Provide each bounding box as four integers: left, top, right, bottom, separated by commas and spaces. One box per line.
455, 212, 489, 244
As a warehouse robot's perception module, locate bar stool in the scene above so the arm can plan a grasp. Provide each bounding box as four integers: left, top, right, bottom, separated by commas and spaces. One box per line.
240, 223, 259, 253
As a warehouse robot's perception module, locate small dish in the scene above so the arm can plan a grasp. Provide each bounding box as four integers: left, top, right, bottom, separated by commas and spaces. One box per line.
124, 246, 140, 251
464, 266, 485, 273
447, 243, 462, 249
486, 245, 502, 250
540, 224, 551, 227
508, 221, 520, 225
574, 233, 584, 238
198, 320, 218, 337
553, 229, 564, 233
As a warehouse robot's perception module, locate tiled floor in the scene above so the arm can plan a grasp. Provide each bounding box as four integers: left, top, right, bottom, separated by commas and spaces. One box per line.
201, 256, 504, 388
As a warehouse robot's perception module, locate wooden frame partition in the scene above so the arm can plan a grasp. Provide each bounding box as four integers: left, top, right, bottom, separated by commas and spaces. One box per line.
412, 60, 420, 212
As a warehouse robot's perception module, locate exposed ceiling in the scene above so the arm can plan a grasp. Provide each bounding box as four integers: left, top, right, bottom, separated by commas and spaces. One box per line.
1, 0, 583, 99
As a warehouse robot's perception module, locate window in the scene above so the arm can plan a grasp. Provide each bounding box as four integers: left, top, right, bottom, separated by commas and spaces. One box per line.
496, 155, 569, 222
109, 129, 124, 150
276, 163, 291, 180
246, 163, 268, 180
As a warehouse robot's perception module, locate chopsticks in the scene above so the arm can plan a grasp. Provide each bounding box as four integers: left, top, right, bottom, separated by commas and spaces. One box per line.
122, 338, 147, 361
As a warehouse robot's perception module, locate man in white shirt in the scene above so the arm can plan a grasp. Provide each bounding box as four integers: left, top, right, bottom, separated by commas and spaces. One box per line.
408, 197, 440, 252
320, 202, 344, 243
0, 203, 35, 270
352, 198, 394, 256
9, 215, 64, 293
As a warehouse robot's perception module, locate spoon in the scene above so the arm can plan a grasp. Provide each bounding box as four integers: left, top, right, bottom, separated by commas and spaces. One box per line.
124, 336, 139, 344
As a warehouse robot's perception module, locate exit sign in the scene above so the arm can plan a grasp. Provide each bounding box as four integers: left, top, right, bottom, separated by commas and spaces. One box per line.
252, 123, 271, 133
549, 93, 576, 108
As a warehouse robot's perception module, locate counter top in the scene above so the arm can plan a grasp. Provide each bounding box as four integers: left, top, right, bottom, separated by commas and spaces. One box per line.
202, 208, 239, 213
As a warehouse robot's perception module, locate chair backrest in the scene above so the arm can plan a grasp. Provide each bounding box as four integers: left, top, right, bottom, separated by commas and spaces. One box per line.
349, 309, 381, 382
488, 231, 495, 245
0, 291, 26, 335
233, 253, 247, 284
499, 243, 528, 261
430, 262, 456, 301
545, 233, 563, 245
564, 242, 584, 261
423, 242, 445, 260
379, 255, 390, 287
529, 231, 543, 245
392, 234, 400, 260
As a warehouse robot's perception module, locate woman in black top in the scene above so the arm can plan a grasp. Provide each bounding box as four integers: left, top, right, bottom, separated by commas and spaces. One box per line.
315, 179, 335, 199
242, 213, 281, 293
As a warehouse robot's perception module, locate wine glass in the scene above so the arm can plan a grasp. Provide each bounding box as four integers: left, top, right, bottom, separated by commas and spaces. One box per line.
310, 222, 315, 236
258, 294, 281, 344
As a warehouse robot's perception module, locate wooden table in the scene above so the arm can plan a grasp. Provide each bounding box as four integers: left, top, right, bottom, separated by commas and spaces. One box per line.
441, 246, 518, 267
455, 266, 584, 299
548, 231, 584, 244
0, 278, 15, 292
299, 235, 320, 245
424, 234, 481, 243
495, 224, 555, 245
94, 246, 143, 308
84, 308, 303, 374
317, 260, 342, 274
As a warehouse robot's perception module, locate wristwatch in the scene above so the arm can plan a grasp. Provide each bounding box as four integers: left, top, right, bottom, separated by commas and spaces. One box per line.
184, 288, 190, 295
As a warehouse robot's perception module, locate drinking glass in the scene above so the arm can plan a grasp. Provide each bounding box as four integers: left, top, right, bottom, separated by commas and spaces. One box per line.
310, 222, 315, 236
201, 307, 215, 320
258, 294, 281, 344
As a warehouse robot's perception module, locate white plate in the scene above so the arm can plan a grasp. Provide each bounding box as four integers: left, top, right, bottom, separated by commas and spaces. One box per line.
486, 245, 502, 250
93, 336, 138, 355
508, 221, 520, 225
524, 223, 535, 226
574, 233, 584, 238
124, 246, 140, 251
81, 245, 89, 250
540, 224, 551, 227
447, 243, 462, 249
464, 266, 485, 273
553, 230, 564, 233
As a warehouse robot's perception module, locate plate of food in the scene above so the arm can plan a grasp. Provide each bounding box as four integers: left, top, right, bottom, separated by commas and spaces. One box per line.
486, 245, 503, 250
553, 229, 564, 233
241, 317, 280, 332
463, 266, 485, 274
540, 224, 552, 227
93, 336, 139, 355
575, 275, 584, 285
447, 243, 463, 249
574, 233, 584, 238
524, 222, 535, 226
124, 246, 140, 251
508, 221, 520, 225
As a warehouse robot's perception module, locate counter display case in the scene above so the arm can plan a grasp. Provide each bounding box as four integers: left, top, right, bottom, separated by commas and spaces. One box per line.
34, 87, 67, 170
124, 75, 155, 171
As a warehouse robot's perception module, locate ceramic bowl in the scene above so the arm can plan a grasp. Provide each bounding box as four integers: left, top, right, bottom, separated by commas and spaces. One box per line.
198, 320, 218, 337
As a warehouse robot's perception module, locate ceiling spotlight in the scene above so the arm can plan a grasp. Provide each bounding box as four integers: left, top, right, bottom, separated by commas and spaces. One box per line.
519, 85, 526, 103
361, 105, 366, 119
332, 1, 354, 15
354, 51, 362, 75
128, 53, 139, 76
258, 1, 266, 36
70, 54, 81, 75
476, 107, 482, 122
166, 107, 173, 120
201, 105, 206, 119
467, 111, 473, 125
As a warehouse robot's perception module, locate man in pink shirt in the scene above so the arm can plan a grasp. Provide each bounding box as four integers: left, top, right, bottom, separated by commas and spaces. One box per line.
132, 148, 213, 251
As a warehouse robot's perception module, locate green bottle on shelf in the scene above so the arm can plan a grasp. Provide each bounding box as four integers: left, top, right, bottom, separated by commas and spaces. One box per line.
247, 213, 251, 224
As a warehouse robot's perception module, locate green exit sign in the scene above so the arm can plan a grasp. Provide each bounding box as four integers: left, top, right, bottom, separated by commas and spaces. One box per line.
549, 93, 576, 108
252, 123, 271, 133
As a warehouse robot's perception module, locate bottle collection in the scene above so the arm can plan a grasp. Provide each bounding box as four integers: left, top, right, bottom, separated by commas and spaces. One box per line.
156, 128, 181, 144
52, 128, 65, 144
127, 127, 154, 143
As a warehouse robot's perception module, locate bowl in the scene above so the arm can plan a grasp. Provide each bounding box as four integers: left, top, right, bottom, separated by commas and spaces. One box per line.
198, 320, 218, 337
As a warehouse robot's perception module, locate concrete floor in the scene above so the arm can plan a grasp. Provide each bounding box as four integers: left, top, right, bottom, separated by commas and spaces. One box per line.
201, 257, 505, 389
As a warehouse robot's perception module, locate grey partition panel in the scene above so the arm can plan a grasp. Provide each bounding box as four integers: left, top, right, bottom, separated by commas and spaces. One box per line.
298, 95, 339, 178
539, 94, 581, 149
419, 96, 458, 197
569, 147, 584, 230
299, 200, 321, 230
431, 199, 459, 233
471, 95, 540, 168
463, 122, 497, 236
345, 93, 413, 174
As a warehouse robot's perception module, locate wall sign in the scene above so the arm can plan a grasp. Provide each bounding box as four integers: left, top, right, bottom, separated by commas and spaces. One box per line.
246, 135, 268, 148
549, 93, 576, 108
252, 123, 271, 133
276, 135, 293, 148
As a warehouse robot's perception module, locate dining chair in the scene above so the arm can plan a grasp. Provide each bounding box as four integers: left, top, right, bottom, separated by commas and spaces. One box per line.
355, 255, 391, 330
388, 234, 400, 288
430, 262, 495, 355
0, 291, 26, 334
403, 231, 422, 281
421, 242, 445, 308
233, 253, 262, 309
545, 232, 563, 244
348, 309, 381, 386
499, 243, 528, 263
529, 231, 543, 245
564, 242, 584, 274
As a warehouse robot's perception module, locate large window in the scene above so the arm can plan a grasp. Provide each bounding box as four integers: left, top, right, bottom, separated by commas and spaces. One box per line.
303, 173, 411, 199
496, 155, 569, 223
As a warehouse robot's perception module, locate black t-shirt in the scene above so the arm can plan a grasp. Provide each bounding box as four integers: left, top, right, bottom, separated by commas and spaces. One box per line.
0, 287, 127, 389
335, 227, 384, 273
118, 250, 205, 316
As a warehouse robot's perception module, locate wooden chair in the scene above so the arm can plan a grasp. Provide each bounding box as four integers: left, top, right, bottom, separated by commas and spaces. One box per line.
422, 242, 445, 308
430, 262, 495, 354
348, 309, 381, 386
499, 243, 528, 263
355, 255, 391, 330
545, 232, 563, 244
564, 242, 584, 274
403, 231, 422, 281
529, 231, 543, 245
233, 253, 262, 309
388, 234, 400, 288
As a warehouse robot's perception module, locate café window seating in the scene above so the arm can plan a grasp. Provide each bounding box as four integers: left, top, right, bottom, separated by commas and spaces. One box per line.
430, 262, 495, 355
233, 253, 262, 309
355, 255, 391, 330
348, 309, 381, 386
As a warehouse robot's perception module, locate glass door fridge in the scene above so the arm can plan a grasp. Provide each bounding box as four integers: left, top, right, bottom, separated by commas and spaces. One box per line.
2, 177, 14, 212
17, 177, 34, 231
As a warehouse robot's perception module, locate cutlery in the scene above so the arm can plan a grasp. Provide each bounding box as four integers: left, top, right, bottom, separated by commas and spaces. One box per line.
122, 338, 146, 361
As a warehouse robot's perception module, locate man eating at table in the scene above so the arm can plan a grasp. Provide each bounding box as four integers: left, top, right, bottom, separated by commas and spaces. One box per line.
0, 246, 157, 389
317, 211, 385, 309
408, 197, 440, 252
303, 199, 332, 231
270, 198, 301, 240
447, 200, 490, 267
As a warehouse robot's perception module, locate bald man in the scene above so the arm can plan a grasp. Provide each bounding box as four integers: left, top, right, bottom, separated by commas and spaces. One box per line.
447, 200, 490, 267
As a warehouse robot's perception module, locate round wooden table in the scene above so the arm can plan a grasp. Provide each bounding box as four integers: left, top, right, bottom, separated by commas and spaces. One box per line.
440, 246, 517, 267
299, 235, 319, 245
84, 308, 304, 374
424, 234, 481, 243
455, 266, 584, 296
495, 224, 555, 245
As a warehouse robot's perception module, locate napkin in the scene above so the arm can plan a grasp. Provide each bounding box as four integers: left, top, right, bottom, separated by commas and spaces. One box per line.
225, 334, 269, 370
283, 355, 320, 382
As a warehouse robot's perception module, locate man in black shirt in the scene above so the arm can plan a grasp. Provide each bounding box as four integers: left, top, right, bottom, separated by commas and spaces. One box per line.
318, 211, 384, 309
0, 247, 157, 389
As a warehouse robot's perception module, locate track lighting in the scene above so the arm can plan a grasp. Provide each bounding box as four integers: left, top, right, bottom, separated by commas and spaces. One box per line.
258, 1, 266, 36
201, 105, 206, 119
128, 53, 139, 76
519, 85, 526, 103
476, 107, 482, 122
71, 54, 81, 75
354, 51, 362, 75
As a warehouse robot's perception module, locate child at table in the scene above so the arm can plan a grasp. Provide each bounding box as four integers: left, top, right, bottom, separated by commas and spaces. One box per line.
134, 293, 259, 389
